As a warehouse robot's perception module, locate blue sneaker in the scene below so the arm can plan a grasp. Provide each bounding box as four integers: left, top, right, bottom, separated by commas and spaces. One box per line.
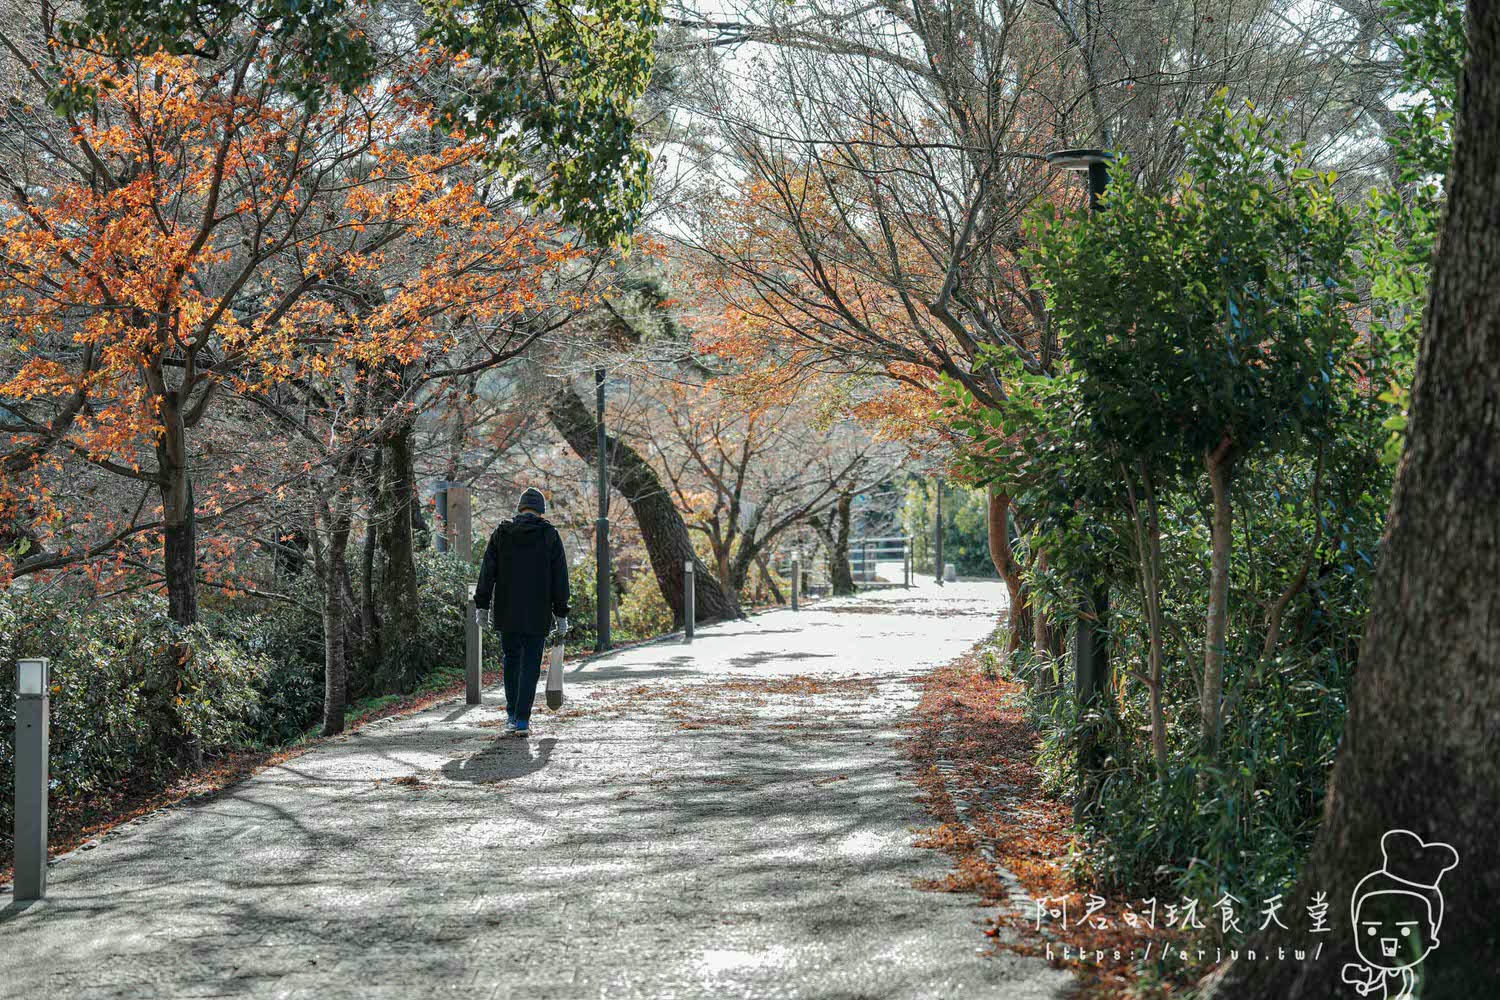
514, 719, 530, 737
504, 715, 517, 734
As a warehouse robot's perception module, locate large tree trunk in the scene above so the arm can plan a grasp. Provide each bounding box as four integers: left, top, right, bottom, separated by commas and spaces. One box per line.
321, 557, 348, 736
1207, 8, 1500, 993
1202, 441, 1233, 755
987, 486, 1031, 653
156, 395, 197, 627
375, 416, 423, 660
314, 482, 355, 734
149, 392, 199, 763
831, 492, 855, 595
807, 508, 854, 596
547, 385, 740, 625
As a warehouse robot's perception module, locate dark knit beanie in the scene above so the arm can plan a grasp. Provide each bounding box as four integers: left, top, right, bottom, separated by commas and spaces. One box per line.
518, 487, 546, 514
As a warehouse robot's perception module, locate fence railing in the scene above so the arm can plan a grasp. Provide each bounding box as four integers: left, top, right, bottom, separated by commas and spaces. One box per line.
774, 534, 912, 593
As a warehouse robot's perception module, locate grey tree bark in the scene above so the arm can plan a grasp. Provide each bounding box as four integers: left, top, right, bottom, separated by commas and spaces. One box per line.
547, 384, 741, 625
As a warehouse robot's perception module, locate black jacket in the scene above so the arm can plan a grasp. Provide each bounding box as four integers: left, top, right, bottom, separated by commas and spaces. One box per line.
473, 513, 570, 635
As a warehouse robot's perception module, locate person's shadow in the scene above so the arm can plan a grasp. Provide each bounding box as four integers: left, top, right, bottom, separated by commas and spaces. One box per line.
441, 736, 557, 785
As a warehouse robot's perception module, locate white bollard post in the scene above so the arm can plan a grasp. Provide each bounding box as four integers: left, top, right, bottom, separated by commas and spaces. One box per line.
14, 658, 50, 901
684, 560, 696, 642
444, 483, 482, 705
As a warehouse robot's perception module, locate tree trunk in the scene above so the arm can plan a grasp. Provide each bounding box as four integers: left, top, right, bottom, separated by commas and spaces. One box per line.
376, 416, 423, 660
546, 384, 740, 625
321, 555, 348, 736
359, 516, 379, 657
336, 549, 362, 704
156, 396, 197, 626
1125, 463, 1169, 778
1207, 8, 1500, 993
754, 551, 785, 605
1032, 551, 1062, 659
987, 486, 1031, 653
315, 483, 355, 734
1202, 441, 1233, 756
830, 492, 855, 596
807, 510, 852, 596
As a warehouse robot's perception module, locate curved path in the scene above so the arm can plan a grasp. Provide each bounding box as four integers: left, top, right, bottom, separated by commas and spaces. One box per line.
0, 581, 1072, 999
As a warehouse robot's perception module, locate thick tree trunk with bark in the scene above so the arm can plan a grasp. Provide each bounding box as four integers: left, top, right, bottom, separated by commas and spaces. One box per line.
824, 492, 856, 595
312, 478, 356, 734
1207, 9, 1500, 991
807, 509, 851, 596
987, 486, 1032, 653
321, 558, 348, 735
1202, 441, 1233, 755
375, 416, 423, 659
156, 395, 198, 627
547, 385, 740, 625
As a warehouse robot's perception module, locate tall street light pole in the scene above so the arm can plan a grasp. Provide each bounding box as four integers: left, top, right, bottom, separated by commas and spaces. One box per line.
1046, 147, 1114, 820
595, 368, 611, 652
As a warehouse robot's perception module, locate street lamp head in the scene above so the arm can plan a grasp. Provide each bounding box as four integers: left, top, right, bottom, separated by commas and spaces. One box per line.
1045, 148, 1113, 172
16, 658, 49, 697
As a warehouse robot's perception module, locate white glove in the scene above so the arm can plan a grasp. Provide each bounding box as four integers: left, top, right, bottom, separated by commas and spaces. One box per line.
552, 616, 569, 638
473, 607, 486, 625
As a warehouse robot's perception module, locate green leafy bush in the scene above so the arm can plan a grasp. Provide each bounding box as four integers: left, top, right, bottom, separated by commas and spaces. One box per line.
618, 572, 674, 637
0, 590, 268, 851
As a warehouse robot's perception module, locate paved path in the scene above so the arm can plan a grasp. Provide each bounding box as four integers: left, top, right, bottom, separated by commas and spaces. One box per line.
1, 582, 1072, 1000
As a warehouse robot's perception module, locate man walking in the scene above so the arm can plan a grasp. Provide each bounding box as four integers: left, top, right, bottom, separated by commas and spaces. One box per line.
474, 487, 569, 736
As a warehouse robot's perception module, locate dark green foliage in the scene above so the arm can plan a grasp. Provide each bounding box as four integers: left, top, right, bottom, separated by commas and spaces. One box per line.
1385, 0, 1465, 180
901, 477, 997, 578
51, 0, 378, 111
425, 0, 662, 246
0, 590, 266, 850
1006, 451, 1379, 903
948, 97, 1401, 922
1031, 97, 1359, 475
1365, 0, 1464, 460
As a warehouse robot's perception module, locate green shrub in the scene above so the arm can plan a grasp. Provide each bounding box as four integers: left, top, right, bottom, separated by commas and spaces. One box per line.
365, 551, 475, 694
0, 590, 268, 851
618, 572, 673, 638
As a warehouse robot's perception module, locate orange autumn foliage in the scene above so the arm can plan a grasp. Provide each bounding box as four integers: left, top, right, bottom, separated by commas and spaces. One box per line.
0, 50, 585, 593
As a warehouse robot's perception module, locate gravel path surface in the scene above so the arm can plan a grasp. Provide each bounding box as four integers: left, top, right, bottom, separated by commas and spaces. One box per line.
0, 581, 1073, 1000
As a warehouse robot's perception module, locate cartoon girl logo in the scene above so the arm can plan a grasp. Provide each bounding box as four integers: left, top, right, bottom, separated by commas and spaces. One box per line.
1341, 829, 1459, 999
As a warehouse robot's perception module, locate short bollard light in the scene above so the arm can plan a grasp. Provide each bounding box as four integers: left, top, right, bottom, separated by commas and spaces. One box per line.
684, 560, 696, 642
14, 657, 51, 901
17, 657, 46, 696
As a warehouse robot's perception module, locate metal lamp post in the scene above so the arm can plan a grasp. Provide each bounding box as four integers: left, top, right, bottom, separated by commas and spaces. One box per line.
1047, 147, 1115, 820
14, 657, 50, 900
1046, 148, 1111, 212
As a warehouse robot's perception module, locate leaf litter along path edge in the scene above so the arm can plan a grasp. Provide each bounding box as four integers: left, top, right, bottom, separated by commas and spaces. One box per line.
0, 580, 1074, 1000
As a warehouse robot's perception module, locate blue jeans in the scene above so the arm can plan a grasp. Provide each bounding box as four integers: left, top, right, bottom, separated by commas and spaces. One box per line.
500, 632, 546, 722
